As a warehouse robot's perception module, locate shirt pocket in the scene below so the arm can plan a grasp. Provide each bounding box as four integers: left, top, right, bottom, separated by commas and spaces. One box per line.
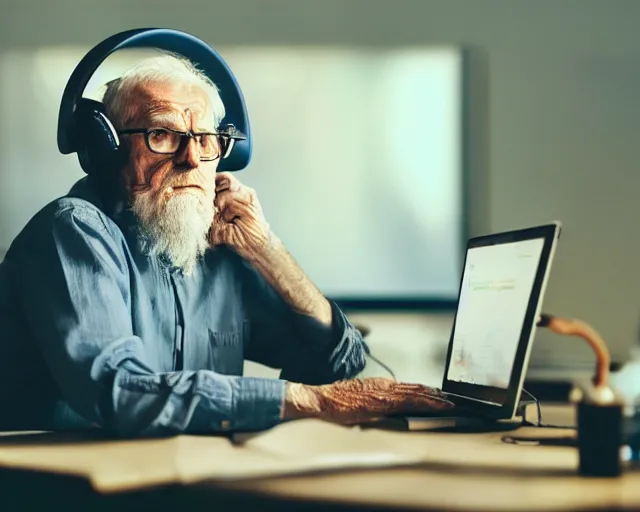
208, 326, 245, 376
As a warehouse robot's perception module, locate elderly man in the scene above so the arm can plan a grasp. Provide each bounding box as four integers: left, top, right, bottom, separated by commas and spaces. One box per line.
0, 53, 451, 435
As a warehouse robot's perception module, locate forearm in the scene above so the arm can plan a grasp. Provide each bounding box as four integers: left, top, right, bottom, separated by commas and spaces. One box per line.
74, 339, 287, 436
114, 373, 284, 436
109, 364, 286, 436
246, 233, 332, 327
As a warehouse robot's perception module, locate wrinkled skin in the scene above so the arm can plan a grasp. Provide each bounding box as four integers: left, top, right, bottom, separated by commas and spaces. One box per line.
285, 378, 455, 424
210, 172, 271, 261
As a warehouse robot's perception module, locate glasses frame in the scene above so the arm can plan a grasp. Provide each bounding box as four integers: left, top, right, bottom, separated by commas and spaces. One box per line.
118, 124, 247, 162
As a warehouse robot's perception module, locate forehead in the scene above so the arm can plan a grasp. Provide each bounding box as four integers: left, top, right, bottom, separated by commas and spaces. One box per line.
129, 81, 213, 127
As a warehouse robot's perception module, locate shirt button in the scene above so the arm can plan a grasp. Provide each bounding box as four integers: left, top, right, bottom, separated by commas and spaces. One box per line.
221, 420, 231, 430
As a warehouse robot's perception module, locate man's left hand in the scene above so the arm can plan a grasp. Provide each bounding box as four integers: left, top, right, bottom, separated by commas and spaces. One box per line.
210, 172, 271, 261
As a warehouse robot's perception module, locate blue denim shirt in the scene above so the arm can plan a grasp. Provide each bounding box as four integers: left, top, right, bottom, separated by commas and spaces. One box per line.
0, 177, 367, 435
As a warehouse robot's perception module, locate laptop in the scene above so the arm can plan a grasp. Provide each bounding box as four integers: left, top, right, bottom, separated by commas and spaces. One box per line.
393, 221, 563, 426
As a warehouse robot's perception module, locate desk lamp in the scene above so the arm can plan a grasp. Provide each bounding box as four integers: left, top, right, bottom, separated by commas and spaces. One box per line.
537, 313, 623, 476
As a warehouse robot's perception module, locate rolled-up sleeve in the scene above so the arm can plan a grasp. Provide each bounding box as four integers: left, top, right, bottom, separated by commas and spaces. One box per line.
14, 202, 285, 435
239, 260, 368, 385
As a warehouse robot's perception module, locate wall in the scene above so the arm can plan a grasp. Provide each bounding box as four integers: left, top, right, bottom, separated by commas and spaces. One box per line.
2, 0, 640, 375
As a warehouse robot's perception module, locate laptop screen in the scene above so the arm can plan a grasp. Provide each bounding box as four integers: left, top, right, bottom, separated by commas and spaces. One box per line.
445, 238, 546, 389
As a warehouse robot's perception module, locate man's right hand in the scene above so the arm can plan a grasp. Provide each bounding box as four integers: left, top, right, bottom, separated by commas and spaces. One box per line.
283, 378, 455, 424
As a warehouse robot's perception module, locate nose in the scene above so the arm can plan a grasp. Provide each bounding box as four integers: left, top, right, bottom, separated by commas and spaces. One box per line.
174, 135, 200, 170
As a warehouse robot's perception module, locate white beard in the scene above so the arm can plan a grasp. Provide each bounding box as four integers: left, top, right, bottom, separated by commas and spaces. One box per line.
130, 190, 215, 275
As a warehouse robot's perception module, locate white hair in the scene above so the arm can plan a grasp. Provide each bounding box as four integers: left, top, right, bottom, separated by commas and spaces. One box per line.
102, 52, 226, 129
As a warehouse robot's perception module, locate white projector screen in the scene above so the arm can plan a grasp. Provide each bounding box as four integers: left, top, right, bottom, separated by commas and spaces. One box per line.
223, 47, 466, 303
0, 45, 466, 305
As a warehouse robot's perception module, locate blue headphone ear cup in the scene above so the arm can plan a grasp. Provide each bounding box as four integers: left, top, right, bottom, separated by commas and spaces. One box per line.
75, 98, 127, 175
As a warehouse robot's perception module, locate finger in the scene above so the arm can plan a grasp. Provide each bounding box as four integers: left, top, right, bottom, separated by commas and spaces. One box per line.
385, 382, 440, 397
406, 393, 456, 410
215, 172, 243, 193
425, 385, 446, 395
214, 174, 228, 192
372, 383, 452, 406
215, 192, 259, 224
235, 217, 271, 246
215, 188, 253, 212
359, 378, 392, 392
220, 200, 255, 223
416, 385, 447, 397
209, 221, 231, 246
395, 385, 451, 403
395, 382, 447, 397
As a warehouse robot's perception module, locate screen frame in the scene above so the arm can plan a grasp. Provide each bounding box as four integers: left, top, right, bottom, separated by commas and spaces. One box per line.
440, 221, 562, 419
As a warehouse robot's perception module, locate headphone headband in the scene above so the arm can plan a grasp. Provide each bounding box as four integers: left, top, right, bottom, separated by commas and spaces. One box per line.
57, 27, 251, 173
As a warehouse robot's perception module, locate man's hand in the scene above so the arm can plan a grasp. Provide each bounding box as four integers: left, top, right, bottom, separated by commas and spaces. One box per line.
210, 172, 271, 261
283, 378, 455, 424
210, 172, 332, 326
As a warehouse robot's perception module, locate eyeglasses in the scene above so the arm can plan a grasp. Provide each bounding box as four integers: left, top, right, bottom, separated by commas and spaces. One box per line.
118, 124, 246, 161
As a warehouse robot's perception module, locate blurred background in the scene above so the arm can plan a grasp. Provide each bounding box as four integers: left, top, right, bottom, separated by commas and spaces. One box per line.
1, 0, 639, 389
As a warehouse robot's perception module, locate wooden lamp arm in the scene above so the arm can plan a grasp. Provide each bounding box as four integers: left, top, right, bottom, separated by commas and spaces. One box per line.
537, 313, 611, 390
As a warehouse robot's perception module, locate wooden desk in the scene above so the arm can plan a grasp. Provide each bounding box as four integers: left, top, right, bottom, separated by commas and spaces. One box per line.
199, 405, 640, 511
0, 405, 639, 511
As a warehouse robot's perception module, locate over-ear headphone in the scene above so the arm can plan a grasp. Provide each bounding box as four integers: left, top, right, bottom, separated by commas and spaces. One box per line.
57, 28, 252, 176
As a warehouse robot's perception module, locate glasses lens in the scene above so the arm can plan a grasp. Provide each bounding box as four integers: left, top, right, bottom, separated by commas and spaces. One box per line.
197, 134, 221, 160
217, 136, 230, 158
146, 129, 223, 160
147, 129, 181, 154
